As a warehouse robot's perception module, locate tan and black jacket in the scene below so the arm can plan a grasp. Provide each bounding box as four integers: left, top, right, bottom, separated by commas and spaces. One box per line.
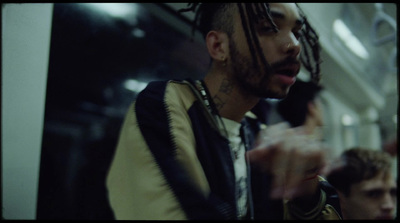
106, 79, 342, 220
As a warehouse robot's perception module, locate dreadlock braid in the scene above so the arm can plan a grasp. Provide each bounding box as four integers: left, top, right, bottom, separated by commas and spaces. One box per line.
177, 3, 202, 38
178, 3, 233, 38
178, 3, 322, 83
296, 4, 322, 83
237, 3, 259, 70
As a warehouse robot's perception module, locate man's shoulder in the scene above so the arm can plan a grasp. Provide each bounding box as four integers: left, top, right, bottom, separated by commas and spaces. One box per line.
143, 79, 195, 93
137, 79, 198, 110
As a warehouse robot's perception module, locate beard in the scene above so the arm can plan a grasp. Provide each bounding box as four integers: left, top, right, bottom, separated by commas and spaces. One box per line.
228, 39, 296, 99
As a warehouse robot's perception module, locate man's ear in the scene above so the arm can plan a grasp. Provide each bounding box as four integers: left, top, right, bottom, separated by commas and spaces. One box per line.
205, 30, 229, 62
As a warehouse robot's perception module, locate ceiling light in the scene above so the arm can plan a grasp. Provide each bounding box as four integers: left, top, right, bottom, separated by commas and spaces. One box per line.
341, 114, 354, 126
124, 79, 147, 93
333, 19, 370, 60
132, 28, 146, 38
86, 3, 138, 19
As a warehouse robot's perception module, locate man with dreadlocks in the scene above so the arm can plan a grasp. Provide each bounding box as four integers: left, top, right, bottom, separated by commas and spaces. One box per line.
106, 3, 340, 220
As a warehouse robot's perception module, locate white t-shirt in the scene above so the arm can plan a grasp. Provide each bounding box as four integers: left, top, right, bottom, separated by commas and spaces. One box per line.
220, 117, 248, 218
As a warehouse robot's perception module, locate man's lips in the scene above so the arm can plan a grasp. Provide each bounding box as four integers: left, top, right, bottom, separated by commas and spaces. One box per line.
276, 74, 296, 86
376, 215, 394, 220
273, 63, 301, 77
273, 63, 300, 85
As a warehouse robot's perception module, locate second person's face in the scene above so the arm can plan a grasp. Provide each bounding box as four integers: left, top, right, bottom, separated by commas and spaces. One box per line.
340, 171, 397, 220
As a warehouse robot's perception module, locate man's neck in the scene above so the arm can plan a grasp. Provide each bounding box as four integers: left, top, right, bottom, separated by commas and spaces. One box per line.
303, 116, 320, 136
203, 71, 259, 123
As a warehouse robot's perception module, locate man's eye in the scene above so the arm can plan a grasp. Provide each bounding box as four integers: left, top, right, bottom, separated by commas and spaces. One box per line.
390, 188, 397, 197
259, 27, 277, 34
366, 190, 383, 198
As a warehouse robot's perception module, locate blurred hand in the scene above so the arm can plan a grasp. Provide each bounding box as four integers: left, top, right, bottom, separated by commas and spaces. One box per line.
246, 122, 327, 199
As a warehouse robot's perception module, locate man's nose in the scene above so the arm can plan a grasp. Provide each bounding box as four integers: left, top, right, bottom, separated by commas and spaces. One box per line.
381, 192, 395, 212
283, 34, 301, 57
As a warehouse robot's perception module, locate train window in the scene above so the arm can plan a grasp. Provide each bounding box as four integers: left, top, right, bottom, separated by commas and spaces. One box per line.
37, 3, 208, 219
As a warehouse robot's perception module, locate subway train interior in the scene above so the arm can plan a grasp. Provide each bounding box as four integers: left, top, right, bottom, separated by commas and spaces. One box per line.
2, 3, 398, 220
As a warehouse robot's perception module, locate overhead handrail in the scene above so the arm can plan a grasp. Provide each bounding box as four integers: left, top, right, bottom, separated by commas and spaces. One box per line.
370, 3, 396, 46
370, 3, 397, 73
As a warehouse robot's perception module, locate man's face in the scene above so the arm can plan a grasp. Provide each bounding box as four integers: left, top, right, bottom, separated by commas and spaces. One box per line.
339, 171, 397, 220
229, 3, 303, 99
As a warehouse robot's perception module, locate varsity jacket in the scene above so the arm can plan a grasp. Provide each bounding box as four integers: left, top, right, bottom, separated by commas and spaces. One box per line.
106, 79, 342, 220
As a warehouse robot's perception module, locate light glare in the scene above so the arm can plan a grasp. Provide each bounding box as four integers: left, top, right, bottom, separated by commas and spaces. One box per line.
87, 3, 138, 18
124, 79, 147, 93
333, 19, 369, 60
341, 114, 354, 126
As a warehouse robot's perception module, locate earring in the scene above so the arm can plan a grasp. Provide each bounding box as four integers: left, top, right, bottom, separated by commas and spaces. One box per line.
221, 56, 227, 67
287, 43, 291, 49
